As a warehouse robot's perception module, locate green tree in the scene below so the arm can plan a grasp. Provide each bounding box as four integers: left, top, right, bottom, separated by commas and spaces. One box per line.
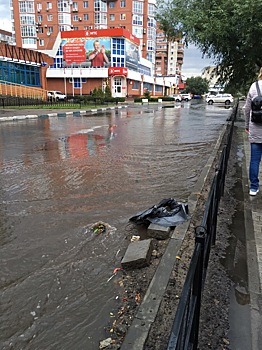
144, 89, 151, 99
104, 85, 112, 98
185, 76, 209, 95
156, 0, 262, 90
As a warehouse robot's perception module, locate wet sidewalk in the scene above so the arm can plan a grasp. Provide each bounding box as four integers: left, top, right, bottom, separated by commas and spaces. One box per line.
240, 104, 262, 349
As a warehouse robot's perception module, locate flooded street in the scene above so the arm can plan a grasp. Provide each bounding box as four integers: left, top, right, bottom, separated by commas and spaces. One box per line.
0, 102, 232, 349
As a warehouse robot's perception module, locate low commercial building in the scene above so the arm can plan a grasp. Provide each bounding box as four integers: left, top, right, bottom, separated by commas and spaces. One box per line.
0, 42, 53, 99
43, 28, 178, 97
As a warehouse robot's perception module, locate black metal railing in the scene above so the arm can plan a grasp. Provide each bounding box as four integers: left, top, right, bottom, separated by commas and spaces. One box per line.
167, 100, 239, 350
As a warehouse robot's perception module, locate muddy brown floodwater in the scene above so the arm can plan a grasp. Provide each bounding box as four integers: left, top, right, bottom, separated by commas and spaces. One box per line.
0, 102, 233, 349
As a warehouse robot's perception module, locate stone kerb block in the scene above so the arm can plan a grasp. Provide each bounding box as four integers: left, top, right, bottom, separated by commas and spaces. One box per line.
147, 223, 171, 240
121, 239, 153, 270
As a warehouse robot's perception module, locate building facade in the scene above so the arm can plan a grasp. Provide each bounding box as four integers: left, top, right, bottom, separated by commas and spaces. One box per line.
10, 0, 184, 96
45, 28, 176, 97
11, 0, 157, 67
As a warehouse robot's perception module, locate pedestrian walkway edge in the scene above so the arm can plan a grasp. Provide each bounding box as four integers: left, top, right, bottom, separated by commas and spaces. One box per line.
0, 105, 128, 122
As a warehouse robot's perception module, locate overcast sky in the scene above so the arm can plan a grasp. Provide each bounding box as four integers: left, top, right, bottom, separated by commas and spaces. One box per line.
0, 2, 213, 78
182, 44, 214, 79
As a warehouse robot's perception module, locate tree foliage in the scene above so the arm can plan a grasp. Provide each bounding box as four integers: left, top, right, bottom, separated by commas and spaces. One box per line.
184, 76, 209, 95
156, 0, 262, 91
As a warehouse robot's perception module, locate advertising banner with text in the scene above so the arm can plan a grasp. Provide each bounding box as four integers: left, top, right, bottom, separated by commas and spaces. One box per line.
62, 37, 111, 68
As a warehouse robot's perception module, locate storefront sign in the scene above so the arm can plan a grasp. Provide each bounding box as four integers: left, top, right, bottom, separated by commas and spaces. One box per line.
108, 67, 128, 76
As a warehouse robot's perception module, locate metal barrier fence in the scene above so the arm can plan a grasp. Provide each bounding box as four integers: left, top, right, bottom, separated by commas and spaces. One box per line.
167, 100, 239, 350
0, 95, 121, 108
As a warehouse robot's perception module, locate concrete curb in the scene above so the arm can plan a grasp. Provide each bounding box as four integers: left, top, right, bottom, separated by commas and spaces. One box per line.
0, 105, 128, 123
120, 123, 228, 349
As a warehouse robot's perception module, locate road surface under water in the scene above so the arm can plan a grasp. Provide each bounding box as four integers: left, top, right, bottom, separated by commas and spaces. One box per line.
0, 102, 232, 349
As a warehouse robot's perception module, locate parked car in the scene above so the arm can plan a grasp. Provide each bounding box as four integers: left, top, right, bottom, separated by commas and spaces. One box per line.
206, 93, 233, 105
192, 95, 202, 99
180, 93, 192, 102
168, 94, 182, 102
48, 91, 67, 101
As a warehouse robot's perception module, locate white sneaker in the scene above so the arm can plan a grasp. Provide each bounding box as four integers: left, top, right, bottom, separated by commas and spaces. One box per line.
249, 189, 259, 196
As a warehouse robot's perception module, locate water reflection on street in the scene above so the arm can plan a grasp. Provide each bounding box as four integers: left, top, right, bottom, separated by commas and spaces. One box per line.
0, 102, 232, 349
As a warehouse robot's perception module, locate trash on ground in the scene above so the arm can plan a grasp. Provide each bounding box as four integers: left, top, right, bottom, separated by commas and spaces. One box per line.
106, 267, 123, 283
131, 235, 140, 242
85, 221, 116, 235
99, 337, 112, 349
91, 222, 107, 234
129, 197, 189, 227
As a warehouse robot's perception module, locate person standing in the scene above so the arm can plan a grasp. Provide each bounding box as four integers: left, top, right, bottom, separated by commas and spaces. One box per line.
244, 67, 262, 196
88, 40, 109, 67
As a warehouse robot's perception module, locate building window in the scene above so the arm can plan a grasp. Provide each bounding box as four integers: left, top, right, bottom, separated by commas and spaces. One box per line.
132, 81, 139, 90
21, 26, 36, 37
48, 26, 53, 33
73, 15, 78, 21
148, 17, 156, 28
73, 26, 78, 30
47, 14, 53, 21
19, 1, 35, 13
109, 14, 115, 21
132, 26, 143, 38
73, 78, 87, 88
148, 3, 155, 16
120, 1, 126, 8
72, 2, 78, 10
120, 13, 126, 20
47, 2, 52, 9
147, 27, 155, 40
95, 13, 107, 25
38, 15, 43, 22
22, 38, 36, 45
59, 25, 71, 31
112, 38, 125, 67
20, 15, 35, 25
112, 57, 125, 67
132, 14, 142, 25
155, 85, 162, 92
83, 1, 88, 8
0, 61, 40, 86
84, 14, 89, 20
39, 39, 44, 46
146, 52, 154, 63
133, 1, 143, 13
38, 27, 43, 33
147, 40, 155, 51
109, 2, 115, 8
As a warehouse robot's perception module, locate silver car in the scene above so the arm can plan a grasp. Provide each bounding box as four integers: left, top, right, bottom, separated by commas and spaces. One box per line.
168, 94, 182, 102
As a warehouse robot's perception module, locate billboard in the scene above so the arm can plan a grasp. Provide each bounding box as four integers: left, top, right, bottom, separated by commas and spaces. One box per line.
62, 37, 111, 68
125, 40, 139, 71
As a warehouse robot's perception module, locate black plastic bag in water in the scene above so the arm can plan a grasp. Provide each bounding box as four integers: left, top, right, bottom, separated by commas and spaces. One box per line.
129, 198, 189, 227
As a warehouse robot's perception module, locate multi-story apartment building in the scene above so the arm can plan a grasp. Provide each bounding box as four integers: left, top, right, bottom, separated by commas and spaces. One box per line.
0, 29, 15, 45
155, 26, 184, 91
11, 0, 157, 67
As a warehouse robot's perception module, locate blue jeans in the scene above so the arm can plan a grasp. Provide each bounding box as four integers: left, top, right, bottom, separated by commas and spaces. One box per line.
249, 143, 262, 190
